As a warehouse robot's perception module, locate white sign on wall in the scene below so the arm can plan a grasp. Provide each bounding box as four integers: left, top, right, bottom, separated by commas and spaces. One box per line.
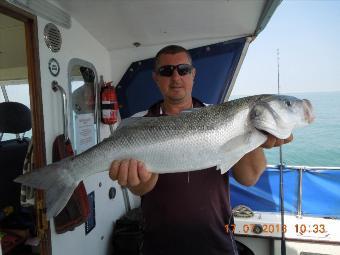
75, 113, 96, 154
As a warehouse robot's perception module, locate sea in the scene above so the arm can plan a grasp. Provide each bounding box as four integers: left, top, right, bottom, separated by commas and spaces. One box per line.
233, 91, 340, 168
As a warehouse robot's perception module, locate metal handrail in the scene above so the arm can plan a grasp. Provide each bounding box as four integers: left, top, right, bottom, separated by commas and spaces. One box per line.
1, 85, 9, 102
297, 167, 303, 218
52, 80, 69, 141
267, 164, 340, 170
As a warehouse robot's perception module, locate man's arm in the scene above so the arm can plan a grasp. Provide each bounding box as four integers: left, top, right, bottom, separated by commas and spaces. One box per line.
109, 159, 158, 196
232, 134, 293, 186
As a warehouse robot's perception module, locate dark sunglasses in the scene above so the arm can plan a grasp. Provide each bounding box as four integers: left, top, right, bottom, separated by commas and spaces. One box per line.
157, 64, 193, 77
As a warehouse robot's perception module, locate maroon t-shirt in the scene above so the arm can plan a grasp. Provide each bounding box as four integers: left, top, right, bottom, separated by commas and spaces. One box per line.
141, 98, 238, 255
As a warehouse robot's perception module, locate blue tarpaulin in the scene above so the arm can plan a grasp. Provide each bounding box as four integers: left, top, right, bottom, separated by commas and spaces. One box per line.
230, 167, 340, 218
116, 38, 246, 118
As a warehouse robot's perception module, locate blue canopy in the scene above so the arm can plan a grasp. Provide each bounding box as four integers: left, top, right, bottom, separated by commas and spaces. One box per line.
116, 38, 246, 118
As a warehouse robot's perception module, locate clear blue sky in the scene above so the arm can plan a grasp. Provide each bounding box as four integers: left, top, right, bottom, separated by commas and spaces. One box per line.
231, 0, 340, 96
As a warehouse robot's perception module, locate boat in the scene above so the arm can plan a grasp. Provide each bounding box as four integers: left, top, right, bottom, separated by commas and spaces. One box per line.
0, 0, 339, 254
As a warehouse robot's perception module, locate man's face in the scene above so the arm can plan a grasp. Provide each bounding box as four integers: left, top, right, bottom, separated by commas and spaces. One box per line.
153, 52, 196, 104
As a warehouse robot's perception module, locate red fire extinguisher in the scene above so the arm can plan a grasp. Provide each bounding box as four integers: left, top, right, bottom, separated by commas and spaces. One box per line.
101, 81, 118, 125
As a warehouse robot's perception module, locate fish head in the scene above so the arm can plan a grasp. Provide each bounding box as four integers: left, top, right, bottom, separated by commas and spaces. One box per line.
249, 95, 315, 139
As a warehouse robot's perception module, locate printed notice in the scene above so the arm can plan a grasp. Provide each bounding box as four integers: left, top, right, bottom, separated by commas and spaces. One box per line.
75, 113, 95, 154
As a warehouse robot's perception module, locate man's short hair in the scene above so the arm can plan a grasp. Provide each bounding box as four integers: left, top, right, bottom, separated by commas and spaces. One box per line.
154, 45, 192, 70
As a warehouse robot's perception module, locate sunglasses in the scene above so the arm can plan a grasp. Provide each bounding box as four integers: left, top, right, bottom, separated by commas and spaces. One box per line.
157, 64, 193, 77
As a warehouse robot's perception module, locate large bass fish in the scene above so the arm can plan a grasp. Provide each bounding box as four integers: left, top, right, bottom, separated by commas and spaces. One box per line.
15, 94, 314, 218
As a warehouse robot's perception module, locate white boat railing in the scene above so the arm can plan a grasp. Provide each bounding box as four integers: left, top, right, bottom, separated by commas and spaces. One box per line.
267, 164, 340, 170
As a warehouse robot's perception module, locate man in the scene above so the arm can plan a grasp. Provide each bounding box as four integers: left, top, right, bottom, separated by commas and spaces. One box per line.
109, 45, 292, 254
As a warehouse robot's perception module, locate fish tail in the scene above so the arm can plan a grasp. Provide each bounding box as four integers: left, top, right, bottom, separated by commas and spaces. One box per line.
14, 161, 78, 219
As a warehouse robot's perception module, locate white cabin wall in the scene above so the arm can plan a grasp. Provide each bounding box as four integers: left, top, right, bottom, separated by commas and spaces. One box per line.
273, 240, 340, 255
36, 14, 129, 255
37, 16, 111, 163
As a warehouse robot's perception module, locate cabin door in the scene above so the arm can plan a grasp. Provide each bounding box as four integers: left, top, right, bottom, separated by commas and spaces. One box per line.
0, 2, 48, 255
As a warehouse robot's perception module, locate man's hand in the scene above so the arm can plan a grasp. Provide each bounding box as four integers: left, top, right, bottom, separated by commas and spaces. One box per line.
261, 134, 293, 149
109, 159, 158, 196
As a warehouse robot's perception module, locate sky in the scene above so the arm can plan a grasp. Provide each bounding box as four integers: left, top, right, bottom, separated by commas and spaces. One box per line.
231, 0, 340, 96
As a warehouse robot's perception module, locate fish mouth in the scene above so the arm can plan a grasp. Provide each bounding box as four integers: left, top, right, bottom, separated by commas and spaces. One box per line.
255, 125, 291, 140
303, 99, 315, 124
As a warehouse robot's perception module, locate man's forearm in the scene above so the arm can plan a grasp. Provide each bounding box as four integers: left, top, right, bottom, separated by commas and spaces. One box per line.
232, 147, 267, 186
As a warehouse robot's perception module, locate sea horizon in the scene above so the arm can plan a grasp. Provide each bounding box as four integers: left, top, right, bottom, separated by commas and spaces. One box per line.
231, 89, 340, 98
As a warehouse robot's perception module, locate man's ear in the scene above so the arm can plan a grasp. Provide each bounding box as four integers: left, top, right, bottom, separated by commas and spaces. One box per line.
191, 67, 196, 79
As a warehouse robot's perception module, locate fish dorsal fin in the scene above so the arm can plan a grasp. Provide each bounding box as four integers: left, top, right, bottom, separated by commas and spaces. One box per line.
116, 107, 202, 131
180, 108, 201, 114
118, 108, 200, 129
116, 116, 170, 131
116, 117, 145, 130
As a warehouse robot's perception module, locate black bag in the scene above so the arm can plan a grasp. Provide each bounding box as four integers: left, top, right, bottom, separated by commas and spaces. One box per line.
236, 240, 255, 255
112, 207, 144, 255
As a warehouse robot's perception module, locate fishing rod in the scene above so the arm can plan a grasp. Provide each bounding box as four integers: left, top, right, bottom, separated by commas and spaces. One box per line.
277, 48, 286, 255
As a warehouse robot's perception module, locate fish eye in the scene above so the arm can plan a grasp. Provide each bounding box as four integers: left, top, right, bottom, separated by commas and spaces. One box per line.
285, 100, 292, 107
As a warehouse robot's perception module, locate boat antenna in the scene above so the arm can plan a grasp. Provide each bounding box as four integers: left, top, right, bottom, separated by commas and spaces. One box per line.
277, 49, 280, 95
277, 48, 286, 255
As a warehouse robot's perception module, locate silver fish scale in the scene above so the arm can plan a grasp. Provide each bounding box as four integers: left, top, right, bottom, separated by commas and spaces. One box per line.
71, 95, 283, 178
68, 97, 257, 178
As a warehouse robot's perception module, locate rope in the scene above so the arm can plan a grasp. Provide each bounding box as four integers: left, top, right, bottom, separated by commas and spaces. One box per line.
232, 205, 254, 218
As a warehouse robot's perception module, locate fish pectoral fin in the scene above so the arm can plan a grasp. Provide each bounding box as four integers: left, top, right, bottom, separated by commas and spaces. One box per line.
219, 134, 251, 154
217, 164, 230, 174
217, 130, 267, 174
217, 157, 243, 175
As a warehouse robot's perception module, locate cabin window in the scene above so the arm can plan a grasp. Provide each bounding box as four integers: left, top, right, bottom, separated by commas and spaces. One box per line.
68, 58, 99, 155
0, 82, 32, 141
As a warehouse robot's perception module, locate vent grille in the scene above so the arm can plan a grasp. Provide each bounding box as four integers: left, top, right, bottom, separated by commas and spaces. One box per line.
44, 23, 62, 53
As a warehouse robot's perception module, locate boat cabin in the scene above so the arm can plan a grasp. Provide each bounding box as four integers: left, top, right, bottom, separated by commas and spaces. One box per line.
0, 1, 339, 254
